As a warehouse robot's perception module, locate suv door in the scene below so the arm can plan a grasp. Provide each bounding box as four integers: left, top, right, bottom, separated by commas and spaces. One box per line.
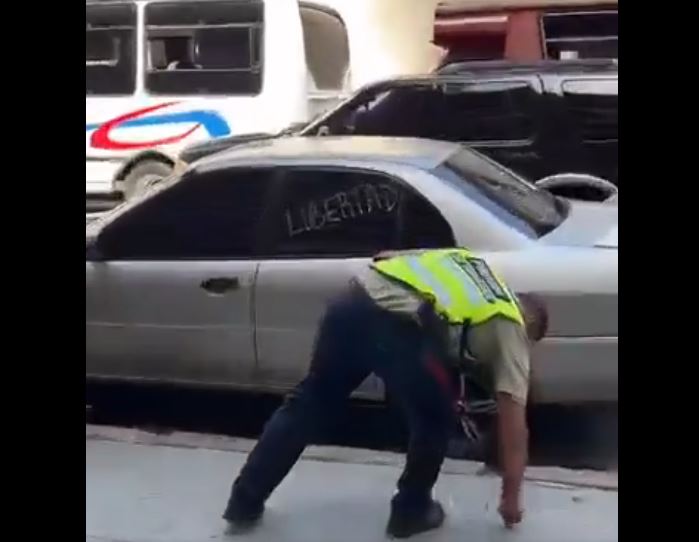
557, 77, 618, 184
86, 168, 278, 387
253, 165, 456, 397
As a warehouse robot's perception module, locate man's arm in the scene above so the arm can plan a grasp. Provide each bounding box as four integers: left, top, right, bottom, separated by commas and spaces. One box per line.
464, 316, 534, 527
496, 392, 528, 528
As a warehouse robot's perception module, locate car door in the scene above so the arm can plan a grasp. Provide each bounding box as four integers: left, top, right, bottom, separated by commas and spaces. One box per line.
253, 165, 457, 398
86, 167, 278, 387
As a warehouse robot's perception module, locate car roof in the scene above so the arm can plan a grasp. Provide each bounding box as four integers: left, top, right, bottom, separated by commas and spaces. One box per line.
436, 59, 618, 77
195, 136, 460, 172
326, 65, 617, 101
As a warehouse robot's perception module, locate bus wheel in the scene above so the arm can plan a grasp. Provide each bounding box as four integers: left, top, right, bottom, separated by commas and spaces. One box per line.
122, 160, 173, 200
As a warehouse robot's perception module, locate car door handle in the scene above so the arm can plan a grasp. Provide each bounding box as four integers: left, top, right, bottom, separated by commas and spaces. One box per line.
201, 277, 240, 294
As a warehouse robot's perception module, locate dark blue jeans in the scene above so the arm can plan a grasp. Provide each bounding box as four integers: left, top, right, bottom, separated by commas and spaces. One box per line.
229, 288, 455, 514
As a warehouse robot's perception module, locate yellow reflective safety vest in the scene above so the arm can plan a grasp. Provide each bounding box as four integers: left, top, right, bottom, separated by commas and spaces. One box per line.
371, 248, 524, 326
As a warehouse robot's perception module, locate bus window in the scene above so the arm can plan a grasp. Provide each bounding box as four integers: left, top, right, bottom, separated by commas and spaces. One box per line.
144, 0, 264, 96
299, 4, 350, 91
86, 1, 137, 96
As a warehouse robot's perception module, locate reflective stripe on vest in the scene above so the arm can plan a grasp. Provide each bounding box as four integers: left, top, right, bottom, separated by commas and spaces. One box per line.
371, 248, 524, 326
403, 256, 452, 307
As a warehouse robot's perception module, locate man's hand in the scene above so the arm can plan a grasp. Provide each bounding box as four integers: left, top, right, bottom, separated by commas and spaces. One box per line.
496, 392, 528, 528
499, 490, 523, 528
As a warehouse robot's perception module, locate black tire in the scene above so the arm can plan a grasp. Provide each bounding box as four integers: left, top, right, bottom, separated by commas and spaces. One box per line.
122, 160, 173, 201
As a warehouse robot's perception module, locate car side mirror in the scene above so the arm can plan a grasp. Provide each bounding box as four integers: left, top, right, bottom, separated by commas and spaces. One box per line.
536, 173, 618, 202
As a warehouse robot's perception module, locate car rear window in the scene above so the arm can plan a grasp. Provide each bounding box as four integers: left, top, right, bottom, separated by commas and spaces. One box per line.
434, 148, 567, 238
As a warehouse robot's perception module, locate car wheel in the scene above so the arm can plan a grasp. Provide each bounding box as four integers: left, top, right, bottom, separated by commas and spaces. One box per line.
122, 160, 173, 201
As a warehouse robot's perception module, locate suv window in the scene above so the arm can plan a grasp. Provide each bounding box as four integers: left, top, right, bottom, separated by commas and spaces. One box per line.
562, 79, 618, 143
144, 0, 263, 95
267, 168, 453, 257
316, 81, 537, 143
99, 168, 275, 259
86, 2, 137, 95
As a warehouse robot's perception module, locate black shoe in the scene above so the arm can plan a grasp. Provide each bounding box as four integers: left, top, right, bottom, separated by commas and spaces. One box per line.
222, 492, 264, 531
386, 500, 445, 539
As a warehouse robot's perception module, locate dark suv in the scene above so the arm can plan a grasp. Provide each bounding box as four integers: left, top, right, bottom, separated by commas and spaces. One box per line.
180, 60, 618, 201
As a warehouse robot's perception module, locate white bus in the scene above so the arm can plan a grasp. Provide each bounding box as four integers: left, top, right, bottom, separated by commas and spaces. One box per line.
86, 0, 443, 209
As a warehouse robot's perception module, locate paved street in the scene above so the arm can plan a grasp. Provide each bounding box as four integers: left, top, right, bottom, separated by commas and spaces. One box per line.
86, 426, 618, 542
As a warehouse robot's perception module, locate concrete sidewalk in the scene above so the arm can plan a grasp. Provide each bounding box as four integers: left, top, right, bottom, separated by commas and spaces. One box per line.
86, 427, 618, 542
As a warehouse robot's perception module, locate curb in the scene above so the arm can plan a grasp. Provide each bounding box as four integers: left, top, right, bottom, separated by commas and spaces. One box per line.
86, 424, 617, 491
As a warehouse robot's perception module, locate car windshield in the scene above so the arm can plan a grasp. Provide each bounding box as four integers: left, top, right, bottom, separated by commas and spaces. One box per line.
433, 148, 568, 238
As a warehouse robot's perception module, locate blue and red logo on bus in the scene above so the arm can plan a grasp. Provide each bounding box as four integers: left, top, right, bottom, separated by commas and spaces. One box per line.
86, 102, 231, 150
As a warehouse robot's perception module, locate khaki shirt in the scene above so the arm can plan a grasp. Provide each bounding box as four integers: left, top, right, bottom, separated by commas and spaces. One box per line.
354, 267, 530, 404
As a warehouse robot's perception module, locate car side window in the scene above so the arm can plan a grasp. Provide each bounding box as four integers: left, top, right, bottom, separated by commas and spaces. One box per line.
398, 189, 456, 250
99, 168, 275, 260
267, 168, 402, 257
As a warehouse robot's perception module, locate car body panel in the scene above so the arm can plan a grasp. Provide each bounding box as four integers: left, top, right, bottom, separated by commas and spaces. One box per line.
86, 260, 258, 385
254, 257, 382, 398
483, 243, 617, 404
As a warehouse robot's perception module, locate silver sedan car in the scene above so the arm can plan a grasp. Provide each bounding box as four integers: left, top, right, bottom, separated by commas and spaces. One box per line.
86, 137, 617, 405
